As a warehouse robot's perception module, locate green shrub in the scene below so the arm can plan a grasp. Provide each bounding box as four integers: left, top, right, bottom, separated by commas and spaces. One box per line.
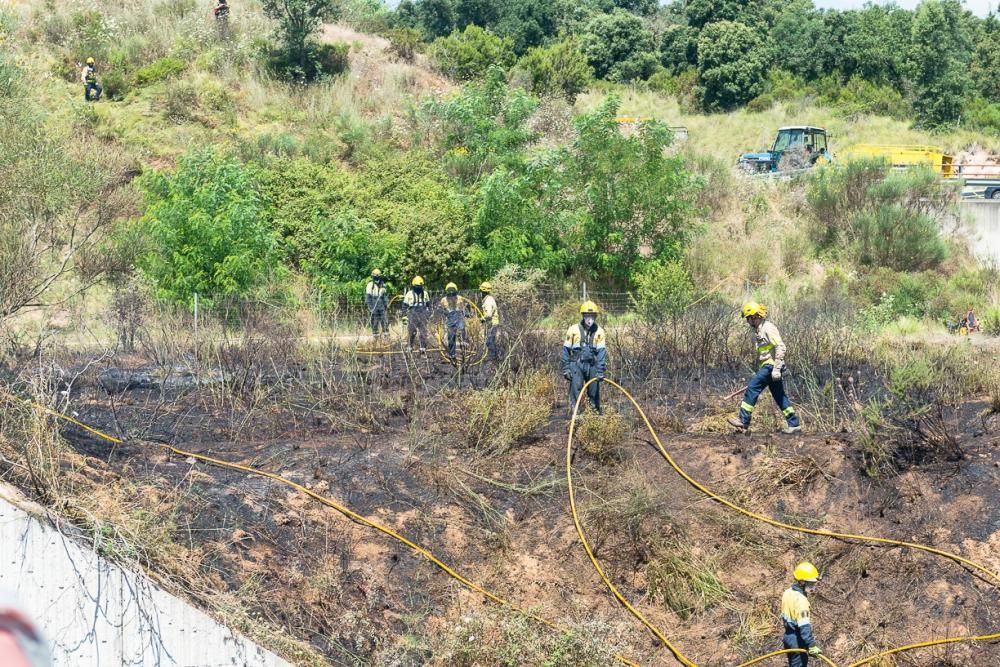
266, 40, 349, 81
133, 56, 187, 87
386, 27, 421, 62
101, 69, 132, 99
982, 306, 1000, 335
430, 25, 515, 81
745, 94, 774, 113
633, 260, 694, 320
136, 150, 285, 305
807, 161, 952, 272
834, 75, 910, 119
513, 38, 592, 103
647, 542, 729, 620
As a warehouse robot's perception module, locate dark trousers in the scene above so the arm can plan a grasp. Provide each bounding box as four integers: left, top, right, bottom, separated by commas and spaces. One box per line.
739, 365, 800, 427
446, 323, 465, 359
784, 635, 808, 667
370, 309, 388, 336
407, 311, 428, 349
84, 82, 102, 101
568, 363, 601, 415
484, 324, 499, 360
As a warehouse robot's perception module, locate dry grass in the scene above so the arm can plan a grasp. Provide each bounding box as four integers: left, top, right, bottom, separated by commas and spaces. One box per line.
575, 409, 629, 460
646, 541, 730, 621
464, 371, 553, 456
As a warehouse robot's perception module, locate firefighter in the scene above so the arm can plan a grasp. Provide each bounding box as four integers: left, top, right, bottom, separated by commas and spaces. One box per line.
728, 302, 801, 434
439, 283, 467, 362
401, 276, 431, 353
213, 0, 230, 37
781, 562, 823, 667
479, 281, 500, 361
81, 57, 102, 102
561, 301, 606, 416
365, 269, 389, 339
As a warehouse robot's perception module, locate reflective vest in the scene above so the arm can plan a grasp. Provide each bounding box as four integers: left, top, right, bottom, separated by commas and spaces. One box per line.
402, 288, 431, 313
481, 294, 499, 326
780, 585, 816, 648
754, 320, 786, 368
84, 67, 96, 84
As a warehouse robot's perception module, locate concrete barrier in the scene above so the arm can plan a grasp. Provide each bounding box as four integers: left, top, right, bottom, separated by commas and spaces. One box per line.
0, 483, 290, 667
960, 200, 1000, 263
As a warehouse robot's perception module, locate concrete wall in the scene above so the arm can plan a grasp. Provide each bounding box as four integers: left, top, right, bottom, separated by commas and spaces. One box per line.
960, 200, 1000, 264
0, 484, 290, 667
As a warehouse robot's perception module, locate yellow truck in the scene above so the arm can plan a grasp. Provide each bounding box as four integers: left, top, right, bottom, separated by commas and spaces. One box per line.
841, 144, 955, 177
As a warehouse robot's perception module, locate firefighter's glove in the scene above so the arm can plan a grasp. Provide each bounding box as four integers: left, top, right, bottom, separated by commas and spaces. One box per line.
770, 365, 782, 381
808, 646, 822, 657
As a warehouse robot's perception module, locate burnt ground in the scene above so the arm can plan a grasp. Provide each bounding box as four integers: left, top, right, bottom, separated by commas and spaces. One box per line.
33, 352, 1000, 666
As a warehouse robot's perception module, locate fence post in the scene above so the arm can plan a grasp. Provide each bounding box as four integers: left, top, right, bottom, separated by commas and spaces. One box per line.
582, 281, 587, 301
193, 292, 199, 353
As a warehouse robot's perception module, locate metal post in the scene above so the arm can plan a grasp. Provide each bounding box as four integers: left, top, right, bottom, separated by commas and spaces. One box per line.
193, 292, 199, 345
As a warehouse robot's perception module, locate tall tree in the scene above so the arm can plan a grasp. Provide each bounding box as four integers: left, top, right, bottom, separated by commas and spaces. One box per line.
262, 0, 338, 76
697, 20, 769, 110
908, 0, 972, 127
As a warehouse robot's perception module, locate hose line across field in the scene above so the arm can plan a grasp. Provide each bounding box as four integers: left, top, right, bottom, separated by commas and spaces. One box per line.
5, 378, 1000, 667
566, 377, 1000, 667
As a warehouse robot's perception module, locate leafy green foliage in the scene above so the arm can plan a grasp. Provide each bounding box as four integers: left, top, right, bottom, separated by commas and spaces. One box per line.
807, 160, 950, 273
429, 25, 516, 81
513, 38, 592, 103
908, 0, 972, 127
697, 20, 769, 111
633, 260, 695, 320
137, 150, 284, 305
546, 98, 702, 285
422, 66, 538, 182
133, 56, 187, 87
262, 0, 340, 81
580, 9, 657, 83
386, 27, 422, 62
659, 23, 698, 75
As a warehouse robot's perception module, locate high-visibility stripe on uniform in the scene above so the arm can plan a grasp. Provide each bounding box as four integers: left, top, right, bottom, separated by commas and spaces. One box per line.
740, 401, 755, 413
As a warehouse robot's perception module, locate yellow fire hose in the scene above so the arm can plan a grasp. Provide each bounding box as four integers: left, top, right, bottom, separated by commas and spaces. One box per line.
5, 378, 999, 666
567, 377, 1000, 667
0, 391, 642, 665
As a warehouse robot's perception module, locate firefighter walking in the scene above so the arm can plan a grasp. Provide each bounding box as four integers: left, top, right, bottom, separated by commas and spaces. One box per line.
728, 302, 801, 434
81, 57, 102, 101
561, 301, 606, 416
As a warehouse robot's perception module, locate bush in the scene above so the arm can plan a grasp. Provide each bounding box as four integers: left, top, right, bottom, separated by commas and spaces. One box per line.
807, 160, 952, 272
101, 69, 132, 99
266, 40, 349, 81
262, 0, 339, 82
385, 27, 421, 62
633, 260, 694, 320
833, 75, 910, 120
513, 38, 592, 103
745, 94, 774, 113
136, 150, 285, 305
464, 372, 552, 455
133, 56, 187, 87
429, 25, 515, 81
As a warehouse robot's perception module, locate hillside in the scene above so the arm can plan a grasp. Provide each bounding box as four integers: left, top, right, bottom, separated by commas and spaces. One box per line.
3, 0, 1000, 666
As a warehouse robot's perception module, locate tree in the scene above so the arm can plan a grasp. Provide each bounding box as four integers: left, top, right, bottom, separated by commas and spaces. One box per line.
697, 20, 769, 111
545, 97, 702, 286
415, 0, 455, 39
769, 0, 833, 81
659, 23, 698, 75
971, 20, 1000, 102
684, 0, 755, 30
581, 9, 658, 82
838, 5, 912, 85
514, 38, 593, 103
908, 0, 972, 127
262, 0, 339, 79
429, 25, 516, 81
495, 0, 557, 54
137, 151, 284, 305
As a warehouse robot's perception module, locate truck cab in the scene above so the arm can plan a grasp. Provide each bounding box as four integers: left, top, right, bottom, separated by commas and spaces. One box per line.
738, 126, 830, 173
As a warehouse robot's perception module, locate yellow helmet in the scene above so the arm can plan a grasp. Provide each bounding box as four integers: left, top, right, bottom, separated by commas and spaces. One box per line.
445, 282, 458, 293
742, 301, 767, 318
580, 300, 600, 315
793, 562, 820, 583
86, 57, 95, 64
371, 269, 382, 278
479, 281, 492, 293
411, 276, 424, 286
